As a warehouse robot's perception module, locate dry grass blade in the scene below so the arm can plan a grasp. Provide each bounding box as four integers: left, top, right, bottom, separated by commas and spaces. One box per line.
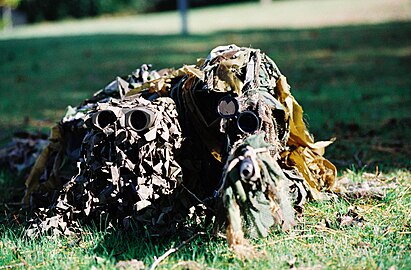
149, 232, 205, 270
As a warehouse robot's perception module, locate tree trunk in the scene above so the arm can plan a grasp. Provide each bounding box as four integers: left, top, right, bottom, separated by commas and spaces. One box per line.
3, 6, 13, 30
178, 0, 188, 35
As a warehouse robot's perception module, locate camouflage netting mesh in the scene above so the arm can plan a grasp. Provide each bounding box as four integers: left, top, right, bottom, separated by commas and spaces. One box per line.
1, 45, 337, 251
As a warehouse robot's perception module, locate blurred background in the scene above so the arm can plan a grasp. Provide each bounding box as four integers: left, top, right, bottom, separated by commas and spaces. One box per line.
0, 0, 410, 171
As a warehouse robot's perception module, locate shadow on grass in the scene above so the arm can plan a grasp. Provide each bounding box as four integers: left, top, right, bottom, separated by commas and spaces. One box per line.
90, 226, 229, 268
0, 22, 410, 170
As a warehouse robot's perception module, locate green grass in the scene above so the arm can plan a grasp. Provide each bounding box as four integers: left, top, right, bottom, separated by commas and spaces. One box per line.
1, 169, 410, 269
1, 19, 411, 269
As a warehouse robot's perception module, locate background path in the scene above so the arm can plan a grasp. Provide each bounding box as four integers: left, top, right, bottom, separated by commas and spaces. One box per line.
1, 0, 410, 39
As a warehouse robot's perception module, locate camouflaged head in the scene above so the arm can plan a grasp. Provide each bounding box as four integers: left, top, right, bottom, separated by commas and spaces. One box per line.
177, 44, 288, 162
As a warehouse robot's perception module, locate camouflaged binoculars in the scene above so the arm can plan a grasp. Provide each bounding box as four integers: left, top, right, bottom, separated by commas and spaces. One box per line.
217, 95, 261, 134
91, 108, 156, 132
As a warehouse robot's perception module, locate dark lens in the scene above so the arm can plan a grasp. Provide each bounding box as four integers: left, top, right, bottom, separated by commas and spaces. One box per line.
128, 110, 147, 131
93, 110, 117, 129
237, 111, 260, 133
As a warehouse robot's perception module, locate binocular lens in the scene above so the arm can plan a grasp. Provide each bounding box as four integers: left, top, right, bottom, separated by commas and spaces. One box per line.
237, 111, 260, 133
217, 96, 239, 118
127, 110, 149, 131
125, 108, 155, 132
92, 110, 117, 129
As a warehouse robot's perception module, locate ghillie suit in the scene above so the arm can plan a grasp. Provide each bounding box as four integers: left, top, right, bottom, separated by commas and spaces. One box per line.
171, 45, 336, 252
3, 45, 336, 251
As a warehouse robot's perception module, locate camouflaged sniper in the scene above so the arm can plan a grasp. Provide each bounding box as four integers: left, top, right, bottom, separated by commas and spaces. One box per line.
17, 45, 336, 245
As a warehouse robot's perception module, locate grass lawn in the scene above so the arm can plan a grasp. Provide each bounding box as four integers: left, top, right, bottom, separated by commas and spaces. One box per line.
0, 10, 410, 270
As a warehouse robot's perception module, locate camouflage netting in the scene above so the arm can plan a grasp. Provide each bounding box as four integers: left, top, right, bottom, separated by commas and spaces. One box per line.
1, 45, 337, 251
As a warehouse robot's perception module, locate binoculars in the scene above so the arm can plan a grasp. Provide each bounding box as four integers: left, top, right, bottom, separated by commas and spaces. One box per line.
217, 96, 261, 134
91, 108, 156, 132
